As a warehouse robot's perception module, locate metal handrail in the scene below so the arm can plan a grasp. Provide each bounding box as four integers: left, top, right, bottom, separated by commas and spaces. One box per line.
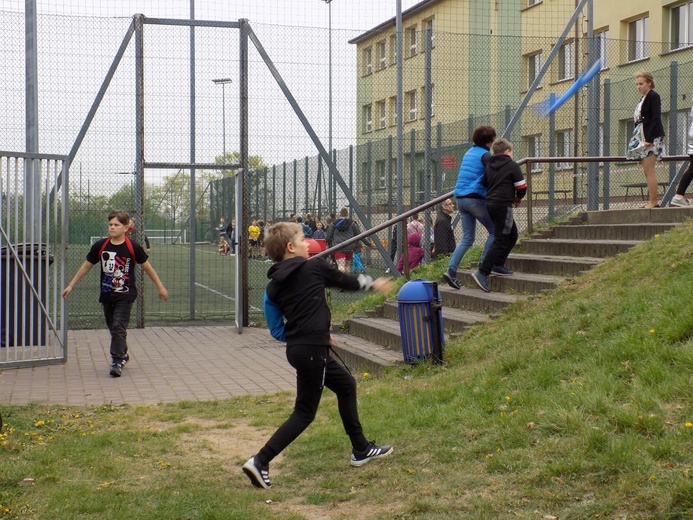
312, 154, 689, 268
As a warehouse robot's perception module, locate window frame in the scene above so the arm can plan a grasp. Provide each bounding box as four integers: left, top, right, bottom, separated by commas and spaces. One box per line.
527, 52, 543, 90
376, 160, 387, 190
423, 17, 435, 49
406, 89, 418, 121
363, 104, 373, 133
595, 29, 609, 68
557, 40, 575, 81
525, 134, 543, 172
377, 40, 387, 70
389, 96, 398, 127
377, 100, 386, 130
406, 25, 418, 57
556, 129, 573, 170
627, 15, 649, 62
671, 2, 693, 50
363, 47, 373, 76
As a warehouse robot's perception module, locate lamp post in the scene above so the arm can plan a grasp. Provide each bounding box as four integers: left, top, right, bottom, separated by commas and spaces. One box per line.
322, 0, 333, 209
212, 78, 233, 163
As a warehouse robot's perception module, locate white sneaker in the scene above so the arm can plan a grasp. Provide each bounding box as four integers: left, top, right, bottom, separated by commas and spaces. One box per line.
670, 197, 690, 207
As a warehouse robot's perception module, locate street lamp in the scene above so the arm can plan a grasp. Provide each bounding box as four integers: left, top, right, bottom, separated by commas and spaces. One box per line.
212, 78, 233, 163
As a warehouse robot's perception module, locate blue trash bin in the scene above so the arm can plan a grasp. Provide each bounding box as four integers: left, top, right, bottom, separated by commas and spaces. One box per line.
397, 279, 444, 364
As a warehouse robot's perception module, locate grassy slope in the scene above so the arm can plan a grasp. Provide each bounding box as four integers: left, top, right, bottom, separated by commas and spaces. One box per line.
1, 222, 692, 519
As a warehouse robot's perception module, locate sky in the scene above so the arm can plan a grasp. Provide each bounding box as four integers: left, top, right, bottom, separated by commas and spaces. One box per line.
1, 0, 424, 181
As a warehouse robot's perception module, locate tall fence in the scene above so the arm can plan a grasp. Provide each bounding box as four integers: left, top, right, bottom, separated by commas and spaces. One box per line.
3, 7, 693, 328
0, 152, 68, 368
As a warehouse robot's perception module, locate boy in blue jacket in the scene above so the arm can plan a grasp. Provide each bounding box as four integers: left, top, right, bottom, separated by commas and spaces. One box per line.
243, 222, 393, 489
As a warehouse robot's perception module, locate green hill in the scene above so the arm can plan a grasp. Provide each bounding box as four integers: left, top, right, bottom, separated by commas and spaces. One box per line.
1, 221, 692, 519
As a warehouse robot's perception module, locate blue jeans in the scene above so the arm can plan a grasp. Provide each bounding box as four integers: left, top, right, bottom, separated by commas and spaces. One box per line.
447, 197, 494, 275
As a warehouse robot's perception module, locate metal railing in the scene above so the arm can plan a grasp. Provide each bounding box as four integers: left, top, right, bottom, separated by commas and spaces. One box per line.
312, 154, 690, 274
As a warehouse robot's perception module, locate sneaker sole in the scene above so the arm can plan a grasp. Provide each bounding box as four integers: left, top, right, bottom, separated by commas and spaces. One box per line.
471, 272, 491, 293
670, 200, 689, 207
442, 272, 461, 290
242, 459, 271, 489
350, 446, 394, 467
491, 270, 513, 277
109, 368, 122, 377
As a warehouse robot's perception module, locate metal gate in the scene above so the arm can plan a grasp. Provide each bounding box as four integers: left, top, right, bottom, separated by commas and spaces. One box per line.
0, 152, 68, 369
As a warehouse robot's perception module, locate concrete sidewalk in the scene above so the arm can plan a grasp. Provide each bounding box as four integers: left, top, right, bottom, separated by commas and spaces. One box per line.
0, 326, 297, 406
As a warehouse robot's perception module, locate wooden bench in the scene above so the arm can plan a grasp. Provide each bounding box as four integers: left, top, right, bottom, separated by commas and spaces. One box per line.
621, 182, 669, 201
532, 189, 570, 203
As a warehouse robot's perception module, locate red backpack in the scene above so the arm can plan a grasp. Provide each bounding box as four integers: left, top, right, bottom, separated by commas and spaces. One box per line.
98, 236, 137, 264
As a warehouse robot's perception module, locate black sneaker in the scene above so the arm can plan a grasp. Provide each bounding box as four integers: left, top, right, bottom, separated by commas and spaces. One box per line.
442, 271, 461, 290
350, 441, 393, 467
242, 456, 271, 489
109, 363, 123, 377
491, 266, 513, 276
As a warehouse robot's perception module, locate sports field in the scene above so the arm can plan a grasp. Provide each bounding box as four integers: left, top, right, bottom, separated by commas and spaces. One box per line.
63, 242, 382, 330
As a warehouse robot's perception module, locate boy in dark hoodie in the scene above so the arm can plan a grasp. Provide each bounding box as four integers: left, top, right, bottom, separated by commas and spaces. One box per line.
472, 139, 527, 293
242, 222, 394, 490
325, 207, 374, 273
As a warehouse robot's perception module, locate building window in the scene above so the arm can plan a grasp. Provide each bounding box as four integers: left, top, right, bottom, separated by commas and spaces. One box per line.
423, 17, 435, 49
676, 109, 690, 154
627, 16, 649, 61
376, 160, 387, 189
556, 129, 573, 169
406, 25, 417, 57
527, 0, 541, 6
557, 41, 574, 81
363, 47, 373, 75
595, 29, 609, 68
377, 100, 386, 129
671, 2, 693, 50
525, 134, 542, 172
389, 34, 398, 65
406, 90, 417, 121
389, 96, 398, 127
377, 40, 387, 70
363, 104, 373, 133
527, 52, 543, 89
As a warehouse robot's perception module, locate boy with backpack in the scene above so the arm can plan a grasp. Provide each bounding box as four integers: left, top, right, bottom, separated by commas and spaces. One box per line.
62, 210, 168, 377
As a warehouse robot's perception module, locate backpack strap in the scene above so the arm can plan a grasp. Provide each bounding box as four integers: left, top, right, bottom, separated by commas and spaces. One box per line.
97, 236, 137, 265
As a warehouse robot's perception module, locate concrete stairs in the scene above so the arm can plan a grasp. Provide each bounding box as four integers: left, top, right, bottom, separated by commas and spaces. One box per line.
329, 206, 693, 372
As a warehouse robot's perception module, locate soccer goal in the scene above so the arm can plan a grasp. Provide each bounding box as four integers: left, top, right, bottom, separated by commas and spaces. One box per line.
90, 229, 187, 246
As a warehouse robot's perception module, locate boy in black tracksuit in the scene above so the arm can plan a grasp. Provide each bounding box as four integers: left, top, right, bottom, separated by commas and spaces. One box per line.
242, 222, 394, 489
472, 139, 527, 293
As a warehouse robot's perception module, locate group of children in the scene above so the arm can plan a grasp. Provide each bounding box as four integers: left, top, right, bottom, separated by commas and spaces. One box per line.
61, 134, 526, 489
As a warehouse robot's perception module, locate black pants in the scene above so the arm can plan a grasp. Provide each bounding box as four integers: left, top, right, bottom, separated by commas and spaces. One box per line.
479, 205, 518, 276
677, 157, 693, 196
257, 345, 369, 465
102, 299, 132, 363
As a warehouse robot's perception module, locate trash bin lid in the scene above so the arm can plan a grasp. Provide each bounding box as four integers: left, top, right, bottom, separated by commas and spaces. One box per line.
306, 238, 326, 257
0, 243, 53, 262
397, 279, 434, 303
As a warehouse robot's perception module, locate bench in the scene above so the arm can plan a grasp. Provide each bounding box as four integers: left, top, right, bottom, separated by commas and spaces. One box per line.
532, 189, 570, 203
621, 182, 670, 201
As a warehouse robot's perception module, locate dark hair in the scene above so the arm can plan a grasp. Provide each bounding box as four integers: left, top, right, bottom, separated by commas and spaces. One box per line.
107, 209, 130, 226
472, 125, 497, 146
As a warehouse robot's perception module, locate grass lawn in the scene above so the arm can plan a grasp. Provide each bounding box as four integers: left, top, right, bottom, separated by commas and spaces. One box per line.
2, 222, 692, 519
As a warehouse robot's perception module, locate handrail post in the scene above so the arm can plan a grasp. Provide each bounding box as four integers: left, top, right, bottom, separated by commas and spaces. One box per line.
525, 161, 533, 235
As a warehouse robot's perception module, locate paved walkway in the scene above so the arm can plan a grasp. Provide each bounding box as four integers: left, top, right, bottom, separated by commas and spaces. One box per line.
0, 326, 297, 406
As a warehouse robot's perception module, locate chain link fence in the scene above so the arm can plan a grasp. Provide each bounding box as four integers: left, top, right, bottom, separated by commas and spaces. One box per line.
3, 7, 693, 327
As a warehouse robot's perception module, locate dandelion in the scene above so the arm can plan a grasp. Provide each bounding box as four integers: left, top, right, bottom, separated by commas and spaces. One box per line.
34, 420, 45, 427
505, 395, 510, 401
363, 372, 369, 378
650, 329, 655, 334
654, 234, 660, 238
685, 422, 692, 428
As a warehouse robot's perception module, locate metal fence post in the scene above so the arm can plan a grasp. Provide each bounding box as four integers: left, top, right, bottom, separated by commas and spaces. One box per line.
603, 79, 611, 209
548, 93, 556, 223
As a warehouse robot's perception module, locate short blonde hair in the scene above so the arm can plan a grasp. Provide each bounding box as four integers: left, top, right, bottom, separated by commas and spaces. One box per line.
264, 222, 302, 262
492, 138, 513, 155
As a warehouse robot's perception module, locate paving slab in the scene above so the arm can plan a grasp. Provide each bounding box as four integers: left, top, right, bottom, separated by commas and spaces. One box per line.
0, 326, 296, 406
